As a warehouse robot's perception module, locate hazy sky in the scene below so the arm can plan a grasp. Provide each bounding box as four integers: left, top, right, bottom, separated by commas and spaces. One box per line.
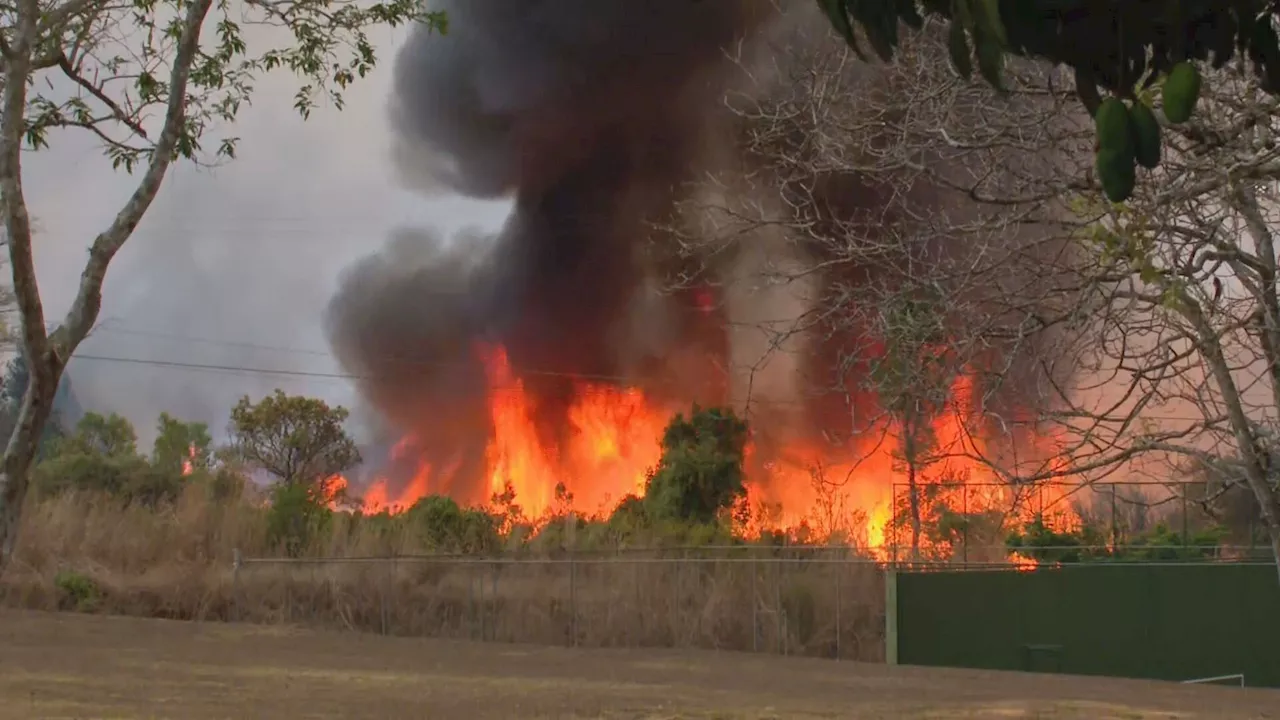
20, 27, 509, 445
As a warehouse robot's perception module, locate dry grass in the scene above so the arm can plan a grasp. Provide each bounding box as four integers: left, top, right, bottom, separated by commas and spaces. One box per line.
0, 488, 886, 659
1, 610, 1276, 719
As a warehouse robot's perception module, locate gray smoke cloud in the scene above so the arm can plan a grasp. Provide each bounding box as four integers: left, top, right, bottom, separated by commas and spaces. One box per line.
325, 3, 1073, 503
325, 0, 781, 502
32, 62, 508, 450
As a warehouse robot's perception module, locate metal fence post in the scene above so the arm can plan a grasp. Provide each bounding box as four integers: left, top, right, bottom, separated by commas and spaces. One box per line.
489, 559, 499, 642
674, 555, 683, 643
1111, 482, 1118, 548
468, 565, 477, 640
884, 568, 899, 665
775, 559, 783, 655
834, 557, 842, 661
632, 557, 642, 644
1181, 492, 1189, 555
750, 556, 758, 653
380, 555, 392, 636
568, 553, 577, 647
284, 563, 292, 624
231, 548, 241, 622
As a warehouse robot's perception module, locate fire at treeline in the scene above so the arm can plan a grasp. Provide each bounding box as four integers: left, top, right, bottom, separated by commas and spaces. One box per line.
12, 1, 1277, 569
3, 347, 1264, 569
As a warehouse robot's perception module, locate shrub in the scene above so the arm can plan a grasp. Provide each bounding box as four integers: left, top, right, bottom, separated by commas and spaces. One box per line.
403, 495, 501, 553
265, 482, 333, 557
644, 406, 749, 525
32, 452, 184, 507
53, 570, 100, 612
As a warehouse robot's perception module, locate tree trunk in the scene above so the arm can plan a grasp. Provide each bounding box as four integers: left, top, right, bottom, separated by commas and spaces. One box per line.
0, 352, 62, 571
1175, 293, 1280, 584
0, 0, 211, 578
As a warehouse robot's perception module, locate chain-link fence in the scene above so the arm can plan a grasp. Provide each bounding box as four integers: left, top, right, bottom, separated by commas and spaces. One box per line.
230, 548, 888, 662
885, 479, 1276, 565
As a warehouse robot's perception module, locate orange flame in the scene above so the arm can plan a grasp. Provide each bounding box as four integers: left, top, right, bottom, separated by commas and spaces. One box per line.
358, 344, 1079, 563
362, 348, 667, 516
322, 474, 349, 510
180, 443, 197, 476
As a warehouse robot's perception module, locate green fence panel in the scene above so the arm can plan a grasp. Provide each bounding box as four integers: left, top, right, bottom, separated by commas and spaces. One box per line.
895, 564, 1280, 687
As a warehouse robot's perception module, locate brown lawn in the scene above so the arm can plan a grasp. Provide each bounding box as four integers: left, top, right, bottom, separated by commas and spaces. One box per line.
0, 609, 1275, 719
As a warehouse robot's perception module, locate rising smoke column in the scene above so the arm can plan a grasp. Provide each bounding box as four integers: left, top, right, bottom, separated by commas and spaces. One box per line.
325, 1, 779, 500
325, 1, 1079, 510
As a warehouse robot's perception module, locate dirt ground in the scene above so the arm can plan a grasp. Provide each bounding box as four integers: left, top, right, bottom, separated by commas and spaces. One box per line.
0, 610, 1276, 719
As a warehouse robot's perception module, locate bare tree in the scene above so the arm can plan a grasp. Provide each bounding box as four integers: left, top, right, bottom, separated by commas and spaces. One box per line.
663, 16, 1095, 551
0, 0, 443, 575
1021, 61, 1280, 579
693, 18, 1280, 580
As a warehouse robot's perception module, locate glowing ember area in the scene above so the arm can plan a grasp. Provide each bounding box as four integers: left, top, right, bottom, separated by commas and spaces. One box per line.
180, 443, 197, 476
736, 376, 1081, 561
1009, 553, 1040, 572
322, 475, 349, 509
357, 344, 1081, 562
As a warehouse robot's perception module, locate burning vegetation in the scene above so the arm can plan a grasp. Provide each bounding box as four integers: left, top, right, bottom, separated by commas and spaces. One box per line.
318, 1, 1092, 563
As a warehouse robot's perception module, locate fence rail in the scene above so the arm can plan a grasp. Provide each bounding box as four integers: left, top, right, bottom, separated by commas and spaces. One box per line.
885, 480, 1275, 561
226, 543, 1274, 662
1181, 673, 1246, 687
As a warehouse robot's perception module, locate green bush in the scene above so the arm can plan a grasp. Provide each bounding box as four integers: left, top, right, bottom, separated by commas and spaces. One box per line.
403, 495, 501, 553
32, 452, 184, 507
53, 570, 100, 612
198, 466, 247, 503
644, 406, 748, 526
1006, 516, 1229, 563
265, 482, 333, 557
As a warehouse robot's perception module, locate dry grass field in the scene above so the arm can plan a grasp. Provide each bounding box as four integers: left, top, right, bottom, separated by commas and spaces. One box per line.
2, 491, 889, 660
0, 610, 1276, 719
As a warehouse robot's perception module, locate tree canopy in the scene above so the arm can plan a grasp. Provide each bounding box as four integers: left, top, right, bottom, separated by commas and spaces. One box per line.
644, 406, 750, 525
820, 1, 1275, 201
822, 1, 1278, 99
151, 413, 213, 476
228, 390, 360, 487
0, 0, 444, 575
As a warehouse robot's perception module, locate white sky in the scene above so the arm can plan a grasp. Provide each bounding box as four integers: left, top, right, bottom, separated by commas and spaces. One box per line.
20, 27, 510, 445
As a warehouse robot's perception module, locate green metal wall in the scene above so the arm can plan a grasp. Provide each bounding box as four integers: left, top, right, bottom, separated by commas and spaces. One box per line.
893, 564, 1280, 687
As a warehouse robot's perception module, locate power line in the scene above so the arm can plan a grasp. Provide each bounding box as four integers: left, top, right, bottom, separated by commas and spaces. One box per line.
88, 325, 699, 386
64, 351, 1229, 425
77, 327, 1239, 424
94, 325, 337, 360
66, 352, 811, 407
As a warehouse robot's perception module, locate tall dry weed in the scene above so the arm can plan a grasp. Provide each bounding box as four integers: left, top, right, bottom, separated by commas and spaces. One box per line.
1, 485, 887, 661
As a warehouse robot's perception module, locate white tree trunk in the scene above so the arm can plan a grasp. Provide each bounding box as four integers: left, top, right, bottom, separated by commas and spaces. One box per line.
0, 0, 212, 576
1175, 295, 1280, 584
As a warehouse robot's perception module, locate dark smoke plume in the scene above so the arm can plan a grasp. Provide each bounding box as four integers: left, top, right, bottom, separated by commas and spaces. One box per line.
326, 1, 774, 500
326, 2, 1075, 503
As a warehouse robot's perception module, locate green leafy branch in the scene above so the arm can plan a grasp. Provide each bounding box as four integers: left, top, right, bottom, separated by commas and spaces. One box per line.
18, 0, 446, 172
817, 1, 1271, 201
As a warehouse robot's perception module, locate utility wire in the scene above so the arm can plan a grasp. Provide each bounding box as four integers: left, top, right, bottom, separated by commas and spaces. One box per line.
80, 325, 1230, 423
63, 350, 1224, 425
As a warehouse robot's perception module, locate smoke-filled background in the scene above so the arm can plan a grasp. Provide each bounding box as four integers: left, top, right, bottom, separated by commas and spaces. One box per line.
322, 0, 1066, 504
18, 24, 515, 448
323, 1, 870, 496
20, 1, 1066, 500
